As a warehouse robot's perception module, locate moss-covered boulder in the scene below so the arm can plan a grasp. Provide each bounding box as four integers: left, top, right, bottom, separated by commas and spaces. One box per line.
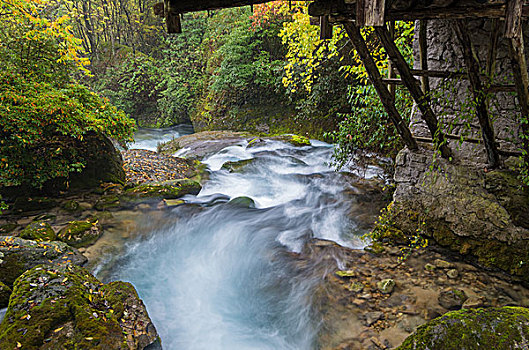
397, 307, 529, 350
62, 199, 80, 212
0, 265, 161, 349
94, 195, 120, 211
227, 196, 256, 208
221, 158, 255, 173
57, 220, 102, 248
19, 221, 56, 241
0, 236, 86, 287
270, 134, 311, 147
124, 179, 201, 200
0, 282, 11, 308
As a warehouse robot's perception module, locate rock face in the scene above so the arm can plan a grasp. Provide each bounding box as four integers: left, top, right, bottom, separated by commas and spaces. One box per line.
0, 236, 87, 288
393, 19, 529, 283
0, 265, 161, 350
397, 307, 529, 350
393, 148, 529, 283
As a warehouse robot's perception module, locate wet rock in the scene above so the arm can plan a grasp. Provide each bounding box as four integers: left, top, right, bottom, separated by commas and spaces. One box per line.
365, 311, 384, 326
462, 296, 486, 309
364, 242, 385, 255
347, 282, 365, 293
0, 236, 86, 287
438, 288, 468, 310
19, 221, 56, 241
446, 269, 459, 279
62, 200, 80, 212
12, 197, 58, 213
434, 259, 454, 269
397, 307, 529, 350
0, 264, 161, 349
269, 134, 311, 147
0, 223, 18, 235
94, 195, 120, 211
424, 263, 436, 271
221, 158, 255, 173
227, 196, 256, 208
336, 270, 356, 278
164, 199, 185, 207
124, 179, 201, 200
377, 279, 396, 294
0, 281, 12, 308
57, 220, 102, 248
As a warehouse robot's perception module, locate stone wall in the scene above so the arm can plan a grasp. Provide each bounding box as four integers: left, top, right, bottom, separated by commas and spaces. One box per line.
393, 19, 529, 283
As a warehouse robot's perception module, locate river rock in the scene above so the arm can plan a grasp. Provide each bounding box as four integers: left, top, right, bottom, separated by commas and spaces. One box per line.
0, 264, 161, 349
377, 279, 396, 294
227, 196, 256, 208
94, 195, 120, 211
434, 259, 454, 269
57, 219, 102, 248
221, 158, 255, 173
438, 288, 468, 310
462, 296, 486, 309
124, 179, 201, 200
0, 236, 87, 287
62, 200, 80, 212
446, 269, 459, 279
397, 307, 529, 350
19, 221, 56, 241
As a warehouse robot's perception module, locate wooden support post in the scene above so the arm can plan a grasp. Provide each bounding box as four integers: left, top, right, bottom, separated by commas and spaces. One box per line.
320, 16, 333, 40
375, 26, 452, 159
506, 0, 529, 166
453, 20, 500, 168
419, 20, 430, 95
388, 21, 396, 98
343, 22, 418, 150
486, 19, 500, 79
165, 0, 181, 33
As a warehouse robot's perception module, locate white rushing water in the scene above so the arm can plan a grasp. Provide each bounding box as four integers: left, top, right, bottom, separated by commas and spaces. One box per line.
131, 125, 194, 151
103, 137, 386, 350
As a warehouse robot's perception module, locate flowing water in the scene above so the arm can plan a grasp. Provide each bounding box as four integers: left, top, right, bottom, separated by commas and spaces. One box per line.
131, 125, 194, 151
99, 136, 387, 349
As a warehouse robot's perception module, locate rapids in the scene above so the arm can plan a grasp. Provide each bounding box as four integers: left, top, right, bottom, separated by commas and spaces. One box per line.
100, 136, 387, 349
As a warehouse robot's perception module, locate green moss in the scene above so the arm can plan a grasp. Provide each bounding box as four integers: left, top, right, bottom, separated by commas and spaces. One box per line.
227, 196, 256, 208
397, 307, 529, 350
19, 221, 56, 241
57, 220, 101, 248
94, 195, 120, 211
124, 179, 201, 200
0, 281, 12, 307
221, 159, 255, 173
62, 200, 80, 212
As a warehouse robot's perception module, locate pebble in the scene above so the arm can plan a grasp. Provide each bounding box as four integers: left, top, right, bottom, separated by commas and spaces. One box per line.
424, 263, 436, 271
462, 296, 486, 309
377, 279, 396, 294
434, 259, 454, 269
447, 269, 459, 279
365, 311, 384, 326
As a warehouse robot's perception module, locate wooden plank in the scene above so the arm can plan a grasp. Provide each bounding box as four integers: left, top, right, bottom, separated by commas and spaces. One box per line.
419, 20, 431, 95
505, 0, 523, 38
168, 0, 269, 13
375, 26, 452, 158
356, 0, 366, 26
453, 20, 500, 168
343, 22, 418, 150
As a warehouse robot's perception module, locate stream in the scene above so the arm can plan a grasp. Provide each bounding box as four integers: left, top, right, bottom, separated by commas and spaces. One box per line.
98, 133, 387, 349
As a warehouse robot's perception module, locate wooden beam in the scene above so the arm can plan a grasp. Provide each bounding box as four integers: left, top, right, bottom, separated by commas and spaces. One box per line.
453, 20, 500, 168
342, 22, 418, 150
506, 0, 529, 166
364, 0, 386, 26
375, 26, 452, 159
486, 19, 500, 79
388, 21, 396, 97
168, 0, 269, 13
419, 20, 431, 95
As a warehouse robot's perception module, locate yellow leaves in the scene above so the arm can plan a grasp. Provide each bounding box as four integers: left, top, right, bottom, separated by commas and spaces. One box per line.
54, 326, 64, 333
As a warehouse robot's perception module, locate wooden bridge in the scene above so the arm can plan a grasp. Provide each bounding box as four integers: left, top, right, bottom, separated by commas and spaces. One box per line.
154, 0, 529, 168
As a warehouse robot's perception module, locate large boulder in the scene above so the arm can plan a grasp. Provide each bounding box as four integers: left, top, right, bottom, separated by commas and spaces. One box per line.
0, 236, 87, 288
0, 265, 161, 349
19, 221, 56, 241
393, 148, 529, 284
57, 219, 102, 248
397, 307, 529, 350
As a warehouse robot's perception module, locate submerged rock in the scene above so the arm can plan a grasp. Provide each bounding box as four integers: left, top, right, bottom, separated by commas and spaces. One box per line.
0, 264, 161, 349
221, 158, 255, 173
0, 236, 86, 287
19, 221, 56, 241
94, 195, 120, 211
397, 307, 529, 350
438, 288, 468, 310
57, 219, 102, 248
227, 196, 256, 208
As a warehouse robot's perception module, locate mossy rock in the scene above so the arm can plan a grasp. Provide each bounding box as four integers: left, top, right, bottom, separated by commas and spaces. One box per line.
94, 195, 120, 211
221, 158, 255, 173
57, 220, 102, 248
0, 236, 87, 288
0, 265, 161, 349
0, 223, 18, 235
397, 307, 529, 350
62, 200, 80, 212
124, 179, 202, 200
227, 196, 256, 208
270, 134, 311, 147
0, 281, 12, 308
19, 221, 56, 241
12, 197, 58, 213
